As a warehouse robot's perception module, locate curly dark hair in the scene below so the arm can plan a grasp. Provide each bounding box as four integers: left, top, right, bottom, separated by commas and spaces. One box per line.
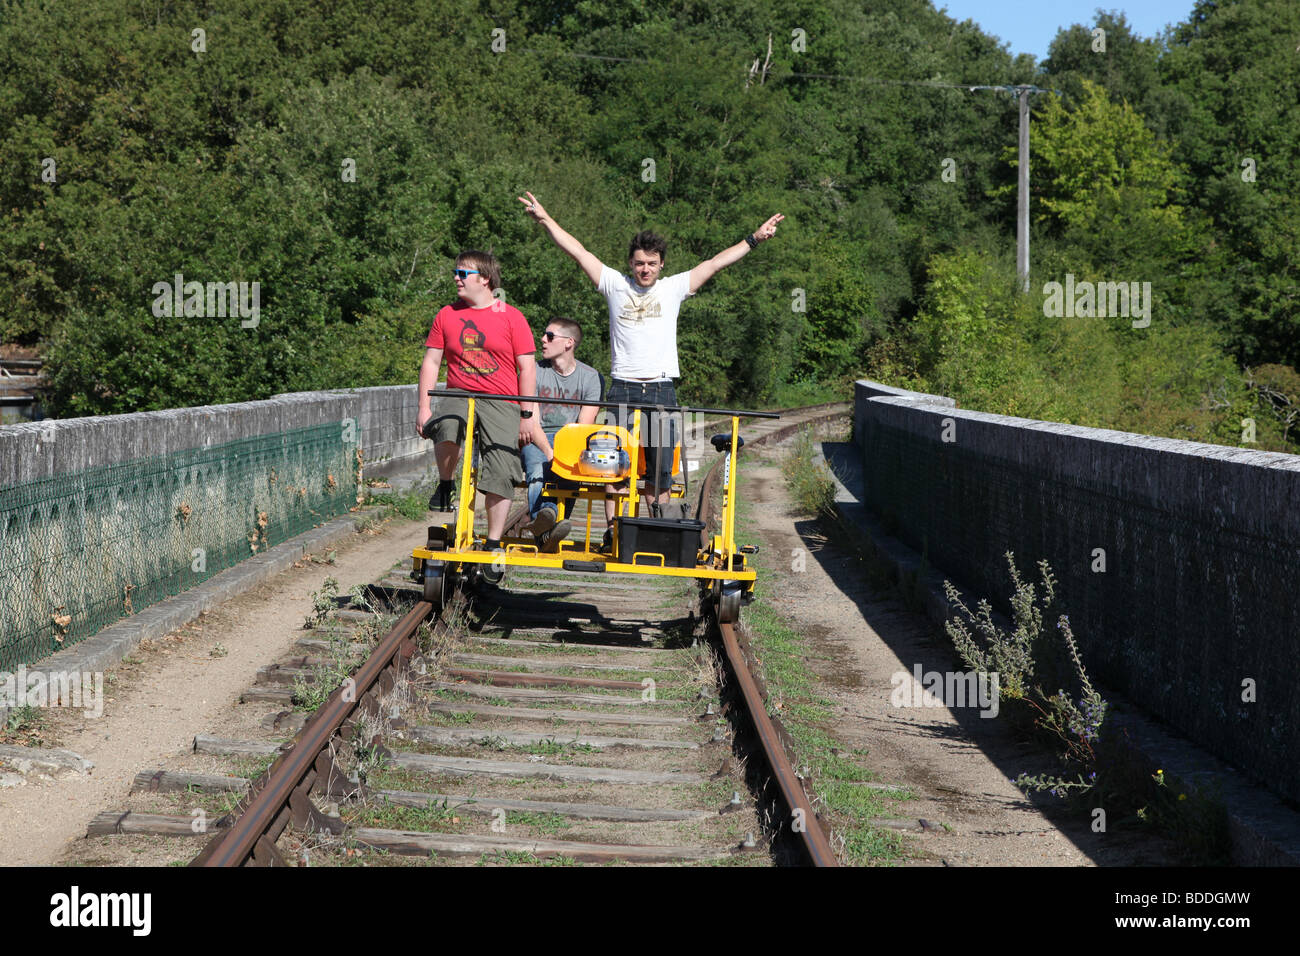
627, 230, 667, 263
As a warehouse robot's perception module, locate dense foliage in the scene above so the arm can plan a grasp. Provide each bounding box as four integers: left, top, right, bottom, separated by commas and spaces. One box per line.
1, 0, 1295, 450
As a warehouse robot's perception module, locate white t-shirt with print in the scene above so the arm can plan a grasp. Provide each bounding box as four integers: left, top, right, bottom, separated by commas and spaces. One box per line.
597, 265, 693, 380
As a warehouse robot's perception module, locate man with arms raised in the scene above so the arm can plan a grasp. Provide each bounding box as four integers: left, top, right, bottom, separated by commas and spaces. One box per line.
518, 191, 783, 550
416, 250, 537, 583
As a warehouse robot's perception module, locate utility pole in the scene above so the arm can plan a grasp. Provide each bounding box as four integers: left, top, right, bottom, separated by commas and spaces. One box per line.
1017, 85, 1031, 293
773, 67, 1055, 291
1009, 84, 1054, 293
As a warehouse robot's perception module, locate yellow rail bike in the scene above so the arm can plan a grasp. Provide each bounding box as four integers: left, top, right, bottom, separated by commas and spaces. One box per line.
409, 389, 779, 623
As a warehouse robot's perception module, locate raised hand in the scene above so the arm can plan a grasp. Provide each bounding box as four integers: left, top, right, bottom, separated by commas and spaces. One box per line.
517, 191, 548, 222
754, 213, 785, 241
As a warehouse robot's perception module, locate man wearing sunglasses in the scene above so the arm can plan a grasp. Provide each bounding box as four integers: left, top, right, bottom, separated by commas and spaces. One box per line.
520, 318, 603, 551
518, 191, 783, 550
416, 250, 538, 580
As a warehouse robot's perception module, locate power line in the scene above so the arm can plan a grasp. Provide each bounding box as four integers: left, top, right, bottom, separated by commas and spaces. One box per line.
519, 44, 1055, 289
518, 46, 1059, 96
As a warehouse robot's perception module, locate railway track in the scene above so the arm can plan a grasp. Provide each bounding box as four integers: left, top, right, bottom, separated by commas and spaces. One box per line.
80, 403, 849, 866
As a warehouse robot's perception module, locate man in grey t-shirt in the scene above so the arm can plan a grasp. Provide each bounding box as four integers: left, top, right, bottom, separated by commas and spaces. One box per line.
522, 317, 603, 551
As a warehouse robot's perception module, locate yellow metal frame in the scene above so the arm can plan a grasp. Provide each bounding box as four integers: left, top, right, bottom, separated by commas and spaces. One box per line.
413, 396, 753, 586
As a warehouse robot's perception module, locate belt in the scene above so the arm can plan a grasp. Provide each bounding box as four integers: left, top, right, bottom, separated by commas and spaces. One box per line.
616, 377, 672, 384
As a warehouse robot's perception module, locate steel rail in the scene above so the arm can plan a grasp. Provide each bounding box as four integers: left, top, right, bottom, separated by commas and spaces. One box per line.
191, 601, 431, 867
716, 621, 839, 866
192, 402, 848, 867
697, 406, 846, 867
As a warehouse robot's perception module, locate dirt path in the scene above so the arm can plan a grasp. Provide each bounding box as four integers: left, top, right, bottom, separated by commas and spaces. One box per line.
0, 514, 431, 866
743, 443, 1175, 866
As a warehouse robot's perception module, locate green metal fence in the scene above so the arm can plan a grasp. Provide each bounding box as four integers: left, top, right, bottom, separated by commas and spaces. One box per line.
0, 422, 359, 670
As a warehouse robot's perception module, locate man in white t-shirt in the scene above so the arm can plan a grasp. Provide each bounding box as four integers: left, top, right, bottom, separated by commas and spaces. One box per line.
518, 191, 783, 549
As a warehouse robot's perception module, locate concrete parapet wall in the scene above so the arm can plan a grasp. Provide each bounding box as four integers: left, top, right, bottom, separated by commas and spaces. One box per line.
1, 384, 435, 489
853, 379, 1300, 805
849, 381, 955, 448
0, 385, 435, 669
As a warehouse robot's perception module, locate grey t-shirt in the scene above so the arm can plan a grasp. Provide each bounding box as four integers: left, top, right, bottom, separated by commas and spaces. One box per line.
536, 359, 604, 432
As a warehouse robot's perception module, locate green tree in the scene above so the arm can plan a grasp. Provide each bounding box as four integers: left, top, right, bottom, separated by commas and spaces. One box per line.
1020, 78, 1190, 270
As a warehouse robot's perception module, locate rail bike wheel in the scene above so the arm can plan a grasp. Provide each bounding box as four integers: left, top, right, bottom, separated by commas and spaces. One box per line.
716, 581, 743, 624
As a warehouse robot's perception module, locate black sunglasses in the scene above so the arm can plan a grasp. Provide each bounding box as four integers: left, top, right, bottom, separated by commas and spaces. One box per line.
543, 331, 573, 341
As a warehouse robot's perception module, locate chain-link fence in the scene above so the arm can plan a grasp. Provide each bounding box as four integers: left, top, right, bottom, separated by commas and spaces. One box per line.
0, 422, 359, 670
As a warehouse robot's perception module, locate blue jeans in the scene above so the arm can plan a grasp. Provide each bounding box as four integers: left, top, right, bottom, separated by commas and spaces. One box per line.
520, 440, 555, 520
607, 379, 679, 490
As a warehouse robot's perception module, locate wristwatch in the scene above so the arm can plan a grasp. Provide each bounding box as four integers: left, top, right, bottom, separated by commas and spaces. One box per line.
520, 410, 534, 419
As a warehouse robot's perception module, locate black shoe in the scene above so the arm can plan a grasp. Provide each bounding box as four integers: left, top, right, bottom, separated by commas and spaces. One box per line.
537, 519, 572, 553
429, 480, 455, 512
598, 528, 614, 555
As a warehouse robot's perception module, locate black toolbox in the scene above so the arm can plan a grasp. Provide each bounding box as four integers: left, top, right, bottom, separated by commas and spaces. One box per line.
614, 516, 706, 568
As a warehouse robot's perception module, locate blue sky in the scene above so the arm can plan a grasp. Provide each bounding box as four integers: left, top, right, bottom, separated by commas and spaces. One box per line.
934, 1, 1196, 61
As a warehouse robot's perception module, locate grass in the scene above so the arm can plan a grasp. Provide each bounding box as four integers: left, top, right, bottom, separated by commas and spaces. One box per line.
469, 735, 598, 758
1, 704, 46, 741
769, 378, 850, 409
363, 483, 433, 523
346, 797, 464, 833
781, 429, 837, 516
505, 810, 572, 835
464, 639, 603, 658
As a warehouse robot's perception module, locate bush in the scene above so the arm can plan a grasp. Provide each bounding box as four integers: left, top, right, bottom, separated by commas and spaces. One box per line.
944, 554, 1106, 798
781, 430, 836, 516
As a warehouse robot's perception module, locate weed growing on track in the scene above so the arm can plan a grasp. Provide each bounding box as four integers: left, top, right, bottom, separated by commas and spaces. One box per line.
473, 850, 580, 866
506, 811, 571, 835
347, 797, 462, 834
293, 633, 360, 714
304, 577, 340, 629
517, 739, 597, 756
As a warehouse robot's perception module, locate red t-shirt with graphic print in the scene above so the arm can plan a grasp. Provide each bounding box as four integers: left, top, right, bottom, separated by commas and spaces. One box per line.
426, 301, 536, 399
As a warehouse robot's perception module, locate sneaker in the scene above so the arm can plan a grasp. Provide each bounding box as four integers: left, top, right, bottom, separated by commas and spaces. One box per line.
428, 480, 455, 512
598, 528, 614, 555
525, 508, 557, 539
537, 519, 572, 553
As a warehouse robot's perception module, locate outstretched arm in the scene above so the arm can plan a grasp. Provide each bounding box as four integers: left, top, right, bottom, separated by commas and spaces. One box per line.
518, 192, 604, 286
688, 213, 785, 294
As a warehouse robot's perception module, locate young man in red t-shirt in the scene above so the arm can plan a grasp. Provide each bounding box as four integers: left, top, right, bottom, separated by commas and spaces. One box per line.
415, 250, 538, 570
